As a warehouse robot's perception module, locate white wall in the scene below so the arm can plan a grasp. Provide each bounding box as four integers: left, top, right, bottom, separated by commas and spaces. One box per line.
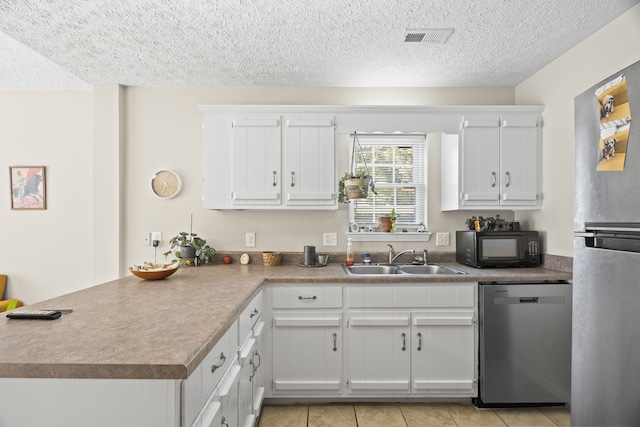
124, 87, 516, 271
0, 91, 93, 303
515, 3, 640, 257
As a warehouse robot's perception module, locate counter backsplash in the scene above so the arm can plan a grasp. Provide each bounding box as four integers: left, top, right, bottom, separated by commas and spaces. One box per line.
213, 251, 572, 272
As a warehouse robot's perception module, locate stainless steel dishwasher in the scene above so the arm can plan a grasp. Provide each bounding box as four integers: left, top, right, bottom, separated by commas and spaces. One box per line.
474, 281, 572, 407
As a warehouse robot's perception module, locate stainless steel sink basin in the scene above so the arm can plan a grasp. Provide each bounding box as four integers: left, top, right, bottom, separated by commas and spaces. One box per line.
343, 265, 401, 275
343, 264, 466, 275
397, 264, 466, 275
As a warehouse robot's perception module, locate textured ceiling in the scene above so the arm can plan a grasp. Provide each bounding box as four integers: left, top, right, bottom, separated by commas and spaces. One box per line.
0, 0, 638, 90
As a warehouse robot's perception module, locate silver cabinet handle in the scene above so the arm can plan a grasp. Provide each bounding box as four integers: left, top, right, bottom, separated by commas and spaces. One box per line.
290, 171, 295, 187
505, 171, 511, 187
249, 359, 256, 381
249, 308, 259, 318
417, 332, 422, 351
491, 171, 497, 188
401, 332, 406, 351
254, 350, 261, 368
298, 295, 317, 301
272, 170, 277, 187
211, 352, 226, 373
333, 333, 337, 352
221, 416, 229, 427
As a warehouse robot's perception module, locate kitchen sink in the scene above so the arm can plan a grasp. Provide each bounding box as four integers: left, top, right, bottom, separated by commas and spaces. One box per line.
343, 265, 401, 275
396, 264, 466, 275
343, 264, 466, 276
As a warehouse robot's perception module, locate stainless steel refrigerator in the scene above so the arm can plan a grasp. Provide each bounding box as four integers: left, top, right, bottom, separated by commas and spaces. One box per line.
573, 59, 640, 426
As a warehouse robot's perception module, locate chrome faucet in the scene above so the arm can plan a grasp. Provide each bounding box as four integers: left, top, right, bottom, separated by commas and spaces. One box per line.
387, 244, 415, 264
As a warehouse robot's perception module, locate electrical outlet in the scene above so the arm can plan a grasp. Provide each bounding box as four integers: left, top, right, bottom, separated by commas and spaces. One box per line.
246, 232, 256, 247
143, 233, 151, 246
151, 232, 162, 245
436, 232, 450, 246
323, 232, 338, 247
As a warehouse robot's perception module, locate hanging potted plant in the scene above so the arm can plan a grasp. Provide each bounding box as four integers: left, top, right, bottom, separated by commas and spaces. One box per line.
338, 132, 377, 203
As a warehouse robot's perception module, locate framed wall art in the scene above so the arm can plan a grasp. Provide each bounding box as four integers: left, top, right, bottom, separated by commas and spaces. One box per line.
10, 166, 46, 210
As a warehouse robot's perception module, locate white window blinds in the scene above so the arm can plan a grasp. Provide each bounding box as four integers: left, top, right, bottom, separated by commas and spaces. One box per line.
348, 133, 426, 228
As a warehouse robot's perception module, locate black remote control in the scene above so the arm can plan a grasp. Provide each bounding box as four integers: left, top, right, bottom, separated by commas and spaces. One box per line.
6, 310, 62, 320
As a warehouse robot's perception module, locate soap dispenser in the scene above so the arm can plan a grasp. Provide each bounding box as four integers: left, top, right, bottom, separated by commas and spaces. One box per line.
345, 238, 354, 266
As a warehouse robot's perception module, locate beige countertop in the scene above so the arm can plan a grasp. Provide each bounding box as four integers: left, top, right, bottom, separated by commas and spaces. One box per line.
0, 263, 570, 380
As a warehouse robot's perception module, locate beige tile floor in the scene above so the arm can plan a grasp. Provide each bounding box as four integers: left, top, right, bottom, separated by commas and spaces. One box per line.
257, 403, 571, 427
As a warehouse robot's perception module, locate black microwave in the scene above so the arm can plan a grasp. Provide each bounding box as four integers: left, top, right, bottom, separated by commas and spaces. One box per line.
456, 231, 540, 268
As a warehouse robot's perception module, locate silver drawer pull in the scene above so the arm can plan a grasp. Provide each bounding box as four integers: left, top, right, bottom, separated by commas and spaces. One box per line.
211, 352, 226, 373
249, 308, 259, 318
298, 295, 317, 301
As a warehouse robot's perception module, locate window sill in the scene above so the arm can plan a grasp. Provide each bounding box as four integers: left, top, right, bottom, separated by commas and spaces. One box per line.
346, 232, 432, 242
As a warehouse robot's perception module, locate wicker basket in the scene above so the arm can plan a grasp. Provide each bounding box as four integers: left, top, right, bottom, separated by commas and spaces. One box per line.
262, 251, 283, 266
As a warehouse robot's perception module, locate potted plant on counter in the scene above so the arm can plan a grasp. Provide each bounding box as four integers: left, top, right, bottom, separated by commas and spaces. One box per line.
164, 232, 216, 266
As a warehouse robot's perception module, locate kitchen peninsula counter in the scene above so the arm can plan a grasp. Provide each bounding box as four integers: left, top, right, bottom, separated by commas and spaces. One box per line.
0, 263, 570, 380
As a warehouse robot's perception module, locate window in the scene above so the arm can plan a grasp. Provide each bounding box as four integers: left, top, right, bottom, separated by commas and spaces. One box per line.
349, 133, 426, 231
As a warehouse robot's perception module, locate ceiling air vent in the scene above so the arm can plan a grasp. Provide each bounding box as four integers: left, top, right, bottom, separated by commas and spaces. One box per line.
403, 28, 453, 44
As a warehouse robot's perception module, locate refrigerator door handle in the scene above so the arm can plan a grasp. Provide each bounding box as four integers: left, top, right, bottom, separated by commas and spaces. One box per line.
575, 232, 595, 238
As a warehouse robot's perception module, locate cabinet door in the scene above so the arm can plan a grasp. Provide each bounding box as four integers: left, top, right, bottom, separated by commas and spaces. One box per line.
500, 115, 540, 207
238, 337, 256, 427
272, 311, 342, 394
283, 115, 336, 208
411, 311, 476, 396
251, 320, 266, 419
216, 360, 241, 427
346, 311, 411, 393
460, 115, 501, 207
230, 114, 281, 206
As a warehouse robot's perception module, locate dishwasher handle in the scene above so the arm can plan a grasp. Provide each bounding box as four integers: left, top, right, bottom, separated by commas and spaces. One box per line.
494, 296, 565, 305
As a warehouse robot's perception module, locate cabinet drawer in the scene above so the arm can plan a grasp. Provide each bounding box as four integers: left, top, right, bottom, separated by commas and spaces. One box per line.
239, 290, 263, 341
272, 286, 342, 309
202, 321, 237, 403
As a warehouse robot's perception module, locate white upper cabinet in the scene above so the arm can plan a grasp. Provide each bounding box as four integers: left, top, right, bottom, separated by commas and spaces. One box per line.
441, 111, 542, 211
230, 114, 282, 207
283, 115, 336, 207
202, 108, 336, 210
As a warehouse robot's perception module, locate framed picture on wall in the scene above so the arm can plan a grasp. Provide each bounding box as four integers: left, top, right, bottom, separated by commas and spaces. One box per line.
10, 166, 46, 210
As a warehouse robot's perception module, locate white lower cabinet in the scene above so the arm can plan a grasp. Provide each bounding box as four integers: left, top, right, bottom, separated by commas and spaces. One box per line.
270, 285, 343, 394
192, 291, 263, 427
411, 311, 476, 395
238, 316, 266, 427
346, 311, 411, 393
266, 282, 478, 401
272, 311, 343, 394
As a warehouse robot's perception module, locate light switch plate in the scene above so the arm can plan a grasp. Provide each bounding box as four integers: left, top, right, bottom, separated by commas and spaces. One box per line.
436, 232, 450, 246
323, 232, 338, 247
